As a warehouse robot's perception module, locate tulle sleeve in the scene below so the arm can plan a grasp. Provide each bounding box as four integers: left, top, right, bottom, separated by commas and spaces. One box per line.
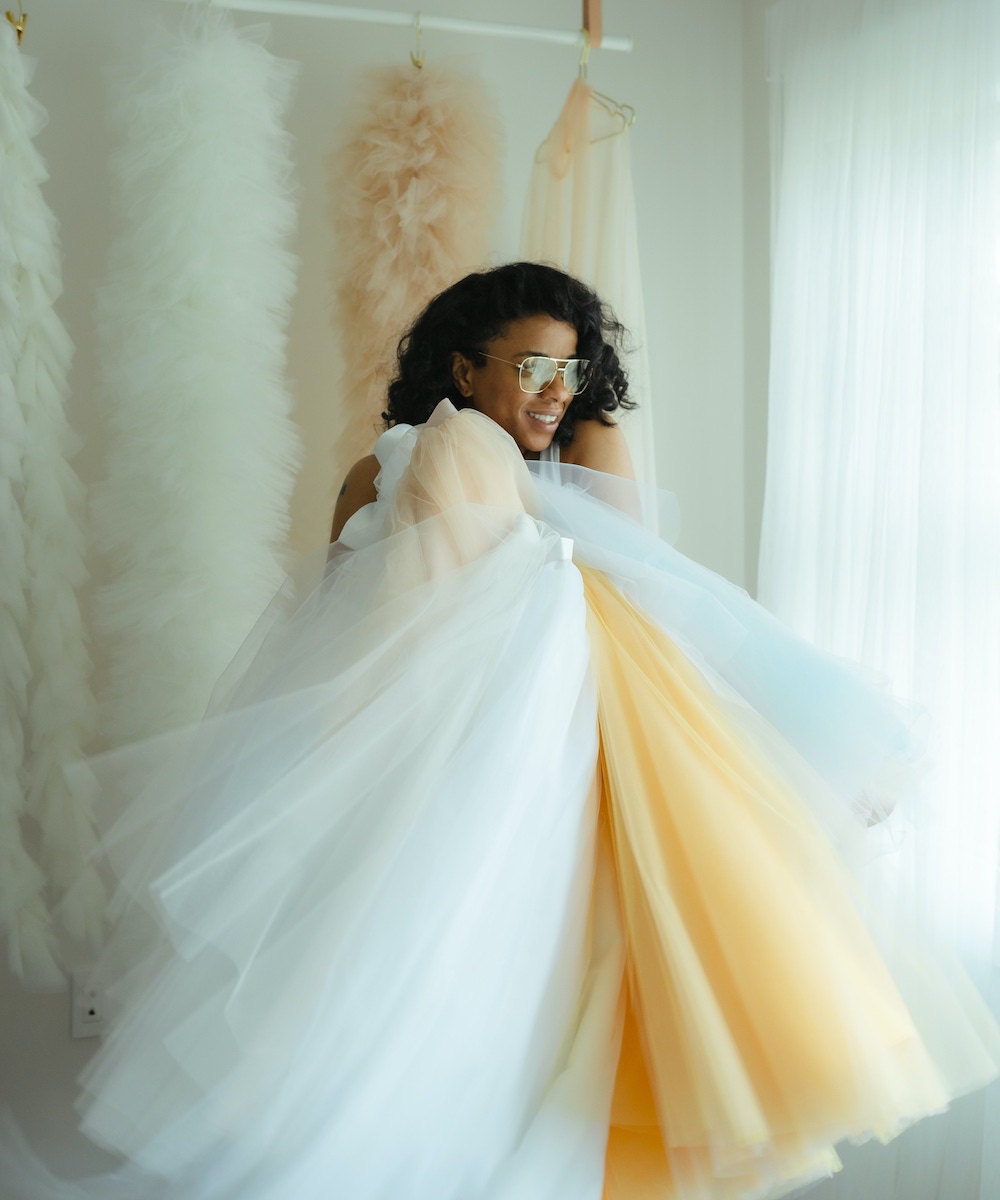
383, 405, 546, 578
390, 406, 536, 526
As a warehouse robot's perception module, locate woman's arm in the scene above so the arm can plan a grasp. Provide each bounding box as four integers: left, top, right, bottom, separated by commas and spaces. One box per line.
561, 419, 635, 479
330, 454, 379, 542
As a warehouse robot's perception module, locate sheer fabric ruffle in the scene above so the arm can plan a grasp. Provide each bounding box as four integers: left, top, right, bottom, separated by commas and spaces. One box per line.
2, 404, 997, 1200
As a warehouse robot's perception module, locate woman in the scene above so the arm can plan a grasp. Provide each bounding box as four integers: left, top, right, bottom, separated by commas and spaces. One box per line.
332, 262, 635, 541
314, 262, 999, 1196
5, 265, 998, 1200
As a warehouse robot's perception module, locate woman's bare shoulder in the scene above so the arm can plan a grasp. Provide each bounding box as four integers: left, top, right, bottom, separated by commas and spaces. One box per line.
330, 454, 379, 542
561, 418, 635, 479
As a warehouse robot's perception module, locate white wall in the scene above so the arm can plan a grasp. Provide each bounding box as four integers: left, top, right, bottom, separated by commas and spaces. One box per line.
1, 0, 770, 1177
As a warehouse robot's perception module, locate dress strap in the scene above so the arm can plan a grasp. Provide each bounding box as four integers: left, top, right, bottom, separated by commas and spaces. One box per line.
536, 438, 562, 482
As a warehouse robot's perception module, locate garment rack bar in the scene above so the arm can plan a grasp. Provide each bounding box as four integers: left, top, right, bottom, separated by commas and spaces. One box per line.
159, 1, 632, 52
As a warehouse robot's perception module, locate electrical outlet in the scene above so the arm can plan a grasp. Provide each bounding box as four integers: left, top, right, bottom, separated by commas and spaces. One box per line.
71, 969, 105, 1039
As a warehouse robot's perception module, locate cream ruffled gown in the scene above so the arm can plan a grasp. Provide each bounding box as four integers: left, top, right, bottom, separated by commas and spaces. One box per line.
3, 402, 998, 1200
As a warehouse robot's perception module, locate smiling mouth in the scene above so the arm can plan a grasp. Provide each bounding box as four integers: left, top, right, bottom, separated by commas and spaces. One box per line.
526, 411, 560, 425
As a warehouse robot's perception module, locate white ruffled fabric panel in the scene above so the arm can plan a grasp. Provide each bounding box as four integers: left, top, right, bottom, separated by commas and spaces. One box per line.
0, 22, 101, 986
1, 507, 622, 1200
91, 10, 301, 750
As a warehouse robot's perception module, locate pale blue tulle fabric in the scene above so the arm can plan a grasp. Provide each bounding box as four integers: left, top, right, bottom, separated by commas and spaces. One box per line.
2, 406, 985, 1200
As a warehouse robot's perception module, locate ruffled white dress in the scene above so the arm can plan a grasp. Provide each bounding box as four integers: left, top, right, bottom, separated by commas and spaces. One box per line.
3, 402, 998, 1200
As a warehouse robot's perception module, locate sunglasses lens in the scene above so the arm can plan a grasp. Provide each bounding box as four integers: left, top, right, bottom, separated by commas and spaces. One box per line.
516, 357, 592, 394
565, 359, 590, 394
519, 357, 557, 393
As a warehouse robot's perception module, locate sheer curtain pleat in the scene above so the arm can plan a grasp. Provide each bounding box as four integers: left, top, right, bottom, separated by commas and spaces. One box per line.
760, 2, 1000, 1197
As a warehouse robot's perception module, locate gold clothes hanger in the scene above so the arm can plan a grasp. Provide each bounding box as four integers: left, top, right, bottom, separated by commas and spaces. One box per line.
578, 28, 637, 142
5, 1, 27, 44
410, 11, 425, 69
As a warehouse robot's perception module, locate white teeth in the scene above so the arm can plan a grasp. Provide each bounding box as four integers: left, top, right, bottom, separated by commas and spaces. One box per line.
527, 412, 558, 424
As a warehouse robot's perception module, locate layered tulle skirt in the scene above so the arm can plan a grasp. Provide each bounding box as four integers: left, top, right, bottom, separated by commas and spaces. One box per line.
4, 406, 997, 1200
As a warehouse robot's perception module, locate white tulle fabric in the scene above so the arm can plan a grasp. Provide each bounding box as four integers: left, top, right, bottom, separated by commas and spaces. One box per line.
2, 411, 622, 1200
1, 405, 996, 1200
91, 10, 301, 750
0, 23, 100, 986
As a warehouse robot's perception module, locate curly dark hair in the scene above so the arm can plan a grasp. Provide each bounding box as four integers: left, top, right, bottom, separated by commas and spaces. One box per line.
384, 262, 635, 448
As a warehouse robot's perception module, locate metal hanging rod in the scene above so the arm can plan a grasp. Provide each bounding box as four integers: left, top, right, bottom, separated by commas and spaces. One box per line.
159, 1, 632, 52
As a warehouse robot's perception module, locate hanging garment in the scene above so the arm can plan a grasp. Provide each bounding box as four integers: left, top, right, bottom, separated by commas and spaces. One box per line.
92, 10, 301, 750
1, 404, 997, 1200
522, 79, 655, 485
330, 64, 503, 476
0, 21, 100, 985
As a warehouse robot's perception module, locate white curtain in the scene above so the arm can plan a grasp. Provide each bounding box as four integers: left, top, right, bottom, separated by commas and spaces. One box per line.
760, 1, 1000, 1196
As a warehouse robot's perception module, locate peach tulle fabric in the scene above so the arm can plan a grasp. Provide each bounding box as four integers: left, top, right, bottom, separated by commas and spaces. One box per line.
583, 568, 949, 1198
383, 405, 543, 582
330, 67, 503, 476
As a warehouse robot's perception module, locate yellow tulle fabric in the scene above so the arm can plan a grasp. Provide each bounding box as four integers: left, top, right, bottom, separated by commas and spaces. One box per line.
385, 407, 988, 1199
583, 567, 949, 1199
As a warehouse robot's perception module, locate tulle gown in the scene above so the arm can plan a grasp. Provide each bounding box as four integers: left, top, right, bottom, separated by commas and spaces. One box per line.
4, 401, 999, 1200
